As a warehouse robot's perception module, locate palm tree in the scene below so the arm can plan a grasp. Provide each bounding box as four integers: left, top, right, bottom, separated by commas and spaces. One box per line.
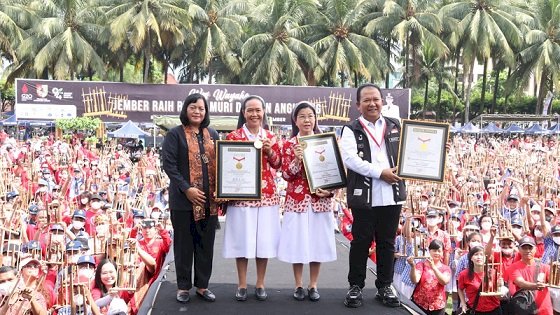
0, 0, 32, 65
440, 0, 526, 121
507, 0, 560, 114
241, 0, 320, 85
105, 0, 192, 83
12, 0, 106, 80
187, 0, 248, 83
307, 0, 387, 87
366, 0, 449, 88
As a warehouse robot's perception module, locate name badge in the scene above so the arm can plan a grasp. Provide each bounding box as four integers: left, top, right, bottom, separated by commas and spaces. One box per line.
389, 137, 399, 142
353, 189, 362, 196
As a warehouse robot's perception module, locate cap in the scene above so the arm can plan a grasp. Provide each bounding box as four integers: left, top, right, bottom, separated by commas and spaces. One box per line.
518, 236, 536, 247
18, 255, 40, 270
6, 191, 18, 200
65, 240, 83, 251
551, 225, 560, 235
90, 194, 102, 201
76, 255, 96, 266
38, 178, 48, 186
448, 200, 460, 207
463, 223, 480, 231
74, 238, 90, 250
132, 209, 145, 218
28, 204, 39, 215
24, 240, 41, 252
426, 210, 439, 217
50, 224, 64, 231
507, 194, 520, 201
72, 209, 87, 219
141, 220, 156, 228
530, 204, 541, 212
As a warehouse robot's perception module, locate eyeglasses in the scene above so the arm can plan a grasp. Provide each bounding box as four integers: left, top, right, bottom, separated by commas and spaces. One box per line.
187, 106, 205, 113
297, 115, 315, 121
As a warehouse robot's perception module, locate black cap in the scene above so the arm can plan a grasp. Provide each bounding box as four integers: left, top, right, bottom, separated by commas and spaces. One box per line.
518, 236, 536, 247
426, 210, 439, 217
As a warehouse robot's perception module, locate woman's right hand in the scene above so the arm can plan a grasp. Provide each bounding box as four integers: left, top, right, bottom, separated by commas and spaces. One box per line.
186, 187, 206, 206
406, 256, 415, 266
460, 303, 468, 314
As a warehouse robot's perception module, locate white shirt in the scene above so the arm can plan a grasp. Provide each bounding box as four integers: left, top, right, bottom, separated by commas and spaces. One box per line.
340, 116, 396, 207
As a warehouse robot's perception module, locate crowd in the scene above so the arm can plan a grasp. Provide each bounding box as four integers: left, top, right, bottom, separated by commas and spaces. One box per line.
0, 83, 560, 315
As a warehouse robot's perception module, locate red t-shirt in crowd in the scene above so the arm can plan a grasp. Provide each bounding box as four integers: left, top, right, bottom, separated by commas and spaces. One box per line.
412, 261, 451, 311
458, 270, 501, 312
507, 260, 553, 315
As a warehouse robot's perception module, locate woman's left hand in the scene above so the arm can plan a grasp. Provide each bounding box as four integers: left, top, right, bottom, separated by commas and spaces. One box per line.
262, 137, 276, 156
315, 188, 333, 198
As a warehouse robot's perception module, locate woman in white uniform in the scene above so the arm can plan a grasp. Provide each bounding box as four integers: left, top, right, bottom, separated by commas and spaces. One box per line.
277, 102, 337, 301
222, 95, 282, 301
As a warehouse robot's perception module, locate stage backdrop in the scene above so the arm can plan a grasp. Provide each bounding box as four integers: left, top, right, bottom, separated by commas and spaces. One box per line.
15, 79, 410, 126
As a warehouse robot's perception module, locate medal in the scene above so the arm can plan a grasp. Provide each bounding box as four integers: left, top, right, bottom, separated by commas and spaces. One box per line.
236, 162, 243, 169
233, 156, 245, 169
254, 139, 263, 149
315, 149, 326, 162
300, 141, 307, 150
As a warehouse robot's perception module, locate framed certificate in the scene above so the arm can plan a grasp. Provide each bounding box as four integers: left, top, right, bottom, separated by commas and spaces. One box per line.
396, 120, 449, 182
299, 132, 347, 192
216, 141, 262, 200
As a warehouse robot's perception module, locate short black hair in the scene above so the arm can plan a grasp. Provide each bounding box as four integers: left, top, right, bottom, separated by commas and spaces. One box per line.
180, 93, 210, 128
236, 95, 269, 130
356, 83, 383, 103
290, 102, 321, 137
428, 239, 444, 251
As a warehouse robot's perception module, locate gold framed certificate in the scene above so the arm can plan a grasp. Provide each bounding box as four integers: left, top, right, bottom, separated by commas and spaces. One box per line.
396, 120, 449, 182
216, 141, 262, 200
299, 132, 347, 193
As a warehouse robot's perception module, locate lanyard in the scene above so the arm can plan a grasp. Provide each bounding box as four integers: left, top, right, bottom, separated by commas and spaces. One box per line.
359, 119, 385, 148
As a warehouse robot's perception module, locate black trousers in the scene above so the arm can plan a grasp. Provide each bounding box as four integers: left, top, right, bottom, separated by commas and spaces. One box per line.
348, 204, 401, 289
171, 210, 217, 290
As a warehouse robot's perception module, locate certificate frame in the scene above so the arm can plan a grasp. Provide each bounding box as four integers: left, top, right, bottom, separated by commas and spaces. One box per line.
299, 132, 347, 193
216, 140, 262, 200
396, 120, 449, 182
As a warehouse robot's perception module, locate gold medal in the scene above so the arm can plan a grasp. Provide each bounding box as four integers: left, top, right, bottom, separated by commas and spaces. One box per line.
236, 162, 243, 169
254, 139, 263, 149
300, 141, 307, 150
319, 155, 325, 162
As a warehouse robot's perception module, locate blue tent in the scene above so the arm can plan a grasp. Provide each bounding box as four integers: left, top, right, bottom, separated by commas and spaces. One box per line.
108, 120, 149, 139
0, 115, 17, 126
505, 124, 524, 133
524, 124, 550, 135
460, 122, 480, 133
549, 124, 560, 134
480, 122, 504, 134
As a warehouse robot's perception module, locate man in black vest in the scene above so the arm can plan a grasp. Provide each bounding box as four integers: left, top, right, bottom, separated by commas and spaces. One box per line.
340, 84, 406, 308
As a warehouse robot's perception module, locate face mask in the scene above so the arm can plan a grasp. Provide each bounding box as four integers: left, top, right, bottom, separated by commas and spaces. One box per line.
78, 268, 95, 280
532, 214, 540, 221
481, 222, 492, 231
419, 201, 428, 208
96, 224, 108, 235
426, 218, 438, 227
73, 294, 85, 306
0, 280, 15, 296
553, 236, 560, 245
91, 202, 101, 210
151, 212, 161, 220
72, 221, 85, 230
501, 248, 514, 256
80, 198, 89, 205
469, 241, 481, 249
51, 235, 65, 244
534, 230, 543, 238
38, 187, 47, 193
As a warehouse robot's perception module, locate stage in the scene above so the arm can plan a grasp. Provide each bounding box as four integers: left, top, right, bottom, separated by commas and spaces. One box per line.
141, 222, 422, 315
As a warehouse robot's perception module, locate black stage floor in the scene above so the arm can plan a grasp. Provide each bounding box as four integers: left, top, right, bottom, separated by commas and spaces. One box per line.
144, 225, 422, 315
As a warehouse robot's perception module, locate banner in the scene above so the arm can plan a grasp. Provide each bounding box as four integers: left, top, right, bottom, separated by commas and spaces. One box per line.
15, 79, 410, 126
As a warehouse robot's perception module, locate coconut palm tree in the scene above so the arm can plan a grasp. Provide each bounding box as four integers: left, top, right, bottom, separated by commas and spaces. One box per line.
241, 0, 321, 85
0, 0, 32, 65
440, 0, 527, 121
307, 0, 387, 87
105, 0, 192, 83
366, 0, 449, 88
507, 0, 560, 114
11, 0, 106, 80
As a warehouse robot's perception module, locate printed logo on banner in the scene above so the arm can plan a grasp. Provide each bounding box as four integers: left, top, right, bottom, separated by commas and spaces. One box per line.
36, 84, 49, 98
21, 84, 33, 102
52, 87, 73, 100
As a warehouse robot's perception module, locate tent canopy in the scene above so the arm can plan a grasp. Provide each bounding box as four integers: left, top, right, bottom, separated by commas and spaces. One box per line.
549, 124, 560, 134
505, 124, 524, 133
0, 115, 17, 126
108, 120, 149, 139
460, 122, 480, 133
480, 122, 503, 134
524, 124, 550, 135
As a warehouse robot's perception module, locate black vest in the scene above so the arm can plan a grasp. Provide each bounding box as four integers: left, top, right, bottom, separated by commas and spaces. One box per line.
343, 117, 407, 210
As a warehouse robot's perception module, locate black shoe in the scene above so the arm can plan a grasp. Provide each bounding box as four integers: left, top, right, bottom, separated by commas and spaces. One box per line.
255, 287, 267, 301
375, 285, 401, 307
308, 287, 320, 302
196, 289, 216, 302
176, 290, 190, 303
344, 285, 363, 308
235, 288, 248, 301
293, 287, 305, 301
